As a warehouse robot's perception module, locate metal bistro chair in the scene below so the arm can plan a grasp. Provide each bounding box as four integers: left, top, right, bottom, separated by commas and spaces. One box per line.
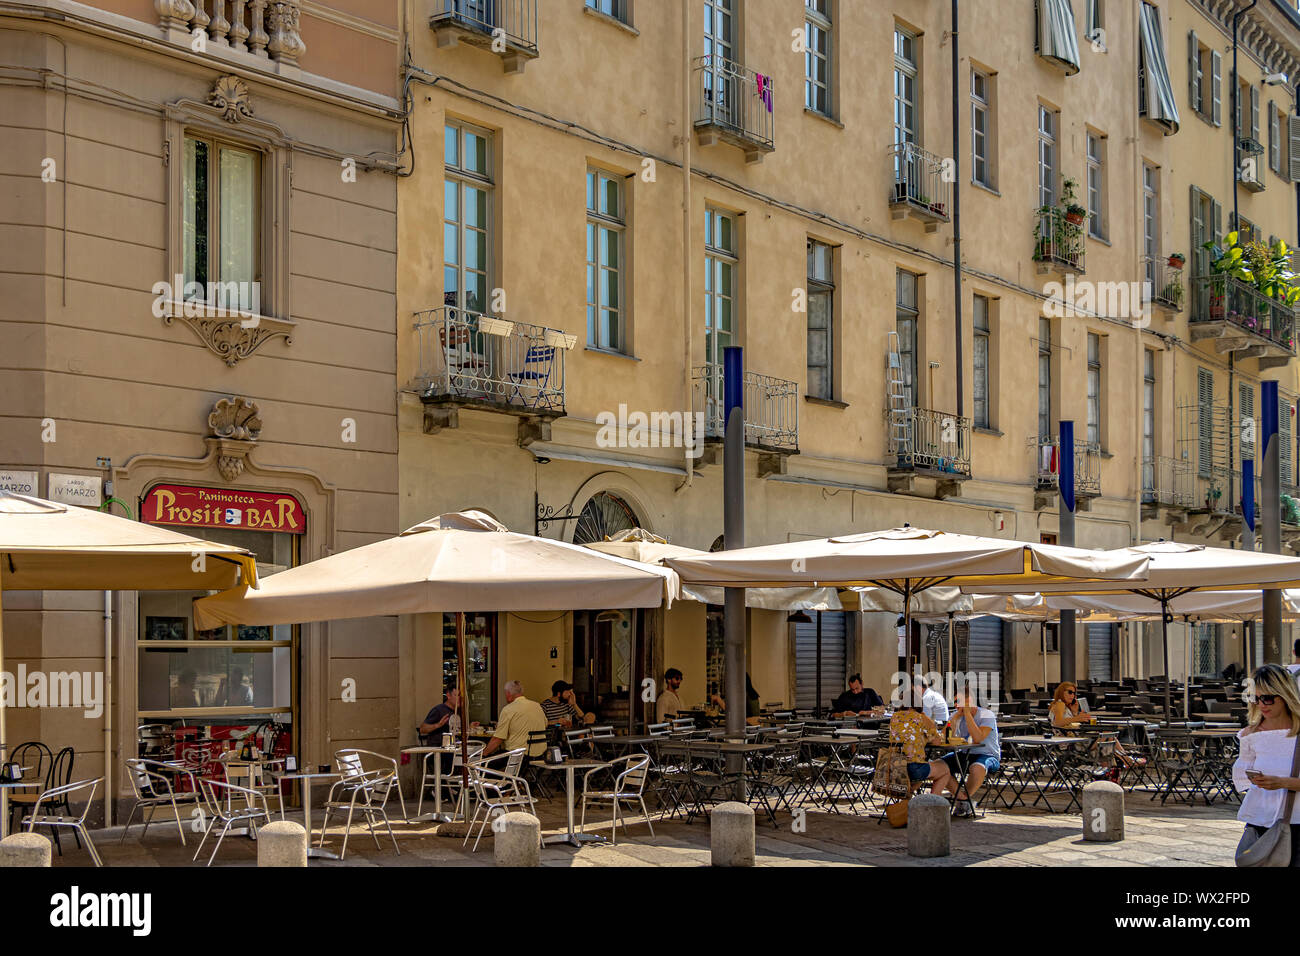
746, 739, 802, 827
25, 777, 103, 867
319, 754, 402, 860
464, 750, 536, 852
7, 741, 53, 835
335, 749, 407, 821
193, 777, 271, 867
522, 730, 555, 800
580, 754, 654, 844
121, 758, 200, 846
507, 342, 558, 409
564, 727, 597, 760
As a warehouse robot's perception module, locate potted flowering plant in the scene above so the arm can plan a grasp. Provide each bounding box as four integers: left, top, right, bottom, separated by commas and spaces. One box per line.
1167, 252, 1186, 270
1061, 178, 1088, 225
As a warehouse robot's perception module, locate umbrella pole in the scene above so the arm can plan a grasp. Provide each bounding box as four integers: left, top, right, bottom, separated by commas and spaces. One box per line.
0, 584, 7, 837
1161, 597, 1171, 726
1183, 616, 1191, 720
904, 582, 914, 691
456, 611, 469, 811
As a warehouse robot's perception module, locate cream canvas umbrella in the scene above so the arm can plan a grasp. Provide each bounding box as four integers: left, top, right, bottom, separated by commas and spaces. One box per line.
0, 490, 257, 830
586, 529, 842, 611
664, 526, 1149, 675
194, 511, 675, 798
974, 540, 1300, 723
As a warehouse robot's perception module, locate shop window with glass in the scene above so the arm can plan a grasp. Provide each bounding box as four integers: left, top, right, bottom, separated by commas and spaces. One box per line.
444, 121, 493, 314
183, 134, 260, 311
586, 168, 626, 352
137, 520, 297, 766
442, 612, 497, 726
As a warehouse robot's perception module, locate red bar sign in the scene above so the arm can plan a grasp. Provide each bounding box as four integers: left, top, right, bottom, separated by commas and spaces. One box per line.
143, 484, 306, 534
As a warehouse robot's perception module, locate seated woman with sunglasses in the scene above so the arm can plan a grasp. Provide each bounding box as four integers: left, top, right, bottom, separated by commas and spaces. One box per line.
1050, 682, 1144, 769
1233, 664, 1300, 867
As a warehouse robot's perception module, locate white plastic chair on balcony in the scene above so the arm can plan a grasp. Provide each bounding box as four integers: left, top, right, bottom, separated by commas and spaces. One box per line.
192, 778, 271, 867
121, 758, 200, 846
24, 777, 103, 867
579, 754, 654, 845
463, 752, 536, 852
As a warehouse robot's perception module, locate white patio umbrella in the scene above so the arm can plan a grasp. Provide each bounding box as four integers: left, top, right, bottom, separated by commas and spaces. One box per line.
663, 526, 1149, 679
0, 490, 257, 830
974, 540, 1300, 723
194, 511, 675, 794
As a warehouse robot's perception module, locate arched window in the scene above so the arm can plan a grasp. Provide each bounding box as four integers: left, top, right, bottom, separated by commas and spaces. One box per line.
572, 492, 639, 544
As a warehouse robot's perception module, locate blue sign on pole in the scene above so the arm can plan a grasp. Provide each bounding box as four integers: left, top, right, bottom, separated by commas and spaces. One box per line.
1059, 420, 1075, 514
1263, 381, 1279, 460
1243, 459, 1255, 532
724, 346, 743, 421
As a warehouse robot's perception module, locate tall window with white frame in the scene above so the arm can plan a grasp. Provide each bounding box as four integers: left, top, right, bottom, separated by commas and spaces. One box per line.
1086, 332, 1102, 447
183, 134, 260, 310
806, 239, 834, 401
804, 0, 832, 116
1038, 105, 1058, 207
703, 0, 734, 122
1143, 164, 1159, 289
705, 207, 737, 370
586, 168, 625, 353
971, 69, 994, 189
1038, 318, 1052, 441
1086, 132, 1105, 240
1142, 349, 1156, 494
972, 295, 991, 430
444, 121, 492, 315
896, 270, 919, 410
894, 27, 919, 191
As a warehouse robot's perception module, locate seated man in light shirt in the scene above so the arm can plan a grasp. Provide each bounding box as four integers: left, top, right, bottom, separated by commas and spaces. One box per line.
481, 680, 547, 760
927, 684, 1001, 817
656, 668, 685, 722
914, 676, 950, 724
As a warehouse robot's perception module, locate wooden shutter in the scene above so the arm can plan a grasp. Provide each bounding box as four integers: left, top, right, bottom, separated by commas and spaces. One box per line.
1289, 114, 1300, 181
1190, 185, 1205, 275
1251, 85, 1260, 140
1211, 50, 1222, 126
1188, 31, 1199, 110
1198, 368, 1214, 478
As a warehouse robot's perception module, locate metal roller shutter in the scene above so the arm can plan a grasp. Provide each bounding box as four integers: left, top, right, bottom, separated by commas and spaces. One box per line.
795, 611, 848, 711
1087, 623, 1114, 681
966, 616, 1003, 702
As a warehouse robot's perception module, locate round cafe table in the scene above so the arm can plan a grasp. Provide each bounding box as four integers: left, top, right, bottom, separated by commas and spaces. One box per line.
534, 758, 610, 847
270, 769, 340, 860
401, 745, 462, 822
0, 778, 38, 840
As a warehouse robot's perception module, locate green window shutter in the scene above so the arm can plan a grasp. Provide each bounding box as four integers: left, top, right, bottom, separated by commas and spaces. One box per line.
1188, 30, 1198, 110
1251, 85, 1259, 141
1211, 50, 1222, 126
1288, 114, 1300, 181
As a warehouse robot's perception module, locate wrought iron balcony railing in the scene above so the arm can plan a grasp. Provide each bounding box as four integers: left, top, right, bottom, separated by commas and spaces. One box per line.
414, 307, 569, 416
693, 55, 775, 158
1142, 256, 1184, 312
1029, 436, 1101, 498
888, 407, 971, 478
1189, 274, 1296, 356
1141, 455, 1193, 509
693, 364, 798, 453
430, 0, 539, 62
1032, 206, 1085, 274
888, 143, 952, 229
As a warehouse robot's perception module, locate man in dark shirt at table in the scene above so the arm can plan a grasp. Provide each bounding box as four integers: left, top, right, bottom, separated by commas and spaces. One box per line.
831, 674, 885, 716
419, 686, 461, 773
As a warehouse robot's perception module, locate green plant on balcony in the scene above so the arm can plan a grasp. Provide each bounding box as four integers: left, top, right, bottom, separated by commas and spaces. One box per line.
1061, 177, 1088, 225
1033, 180, 1085, 264
1282, 494, 1300, 525
1159, 276, 1184, 308
1203, 232, 1300, 311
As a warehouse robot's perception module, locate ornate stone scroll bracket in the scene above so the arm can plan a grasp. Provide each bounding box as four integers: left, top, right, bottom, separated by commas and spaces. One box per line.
162, 302, 294, 366
206, 397, 262, 481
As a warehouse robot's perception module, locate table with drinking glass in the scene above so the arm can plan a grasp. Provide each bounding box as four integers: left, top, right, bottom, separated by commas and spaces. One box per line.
0, 769, 37, 840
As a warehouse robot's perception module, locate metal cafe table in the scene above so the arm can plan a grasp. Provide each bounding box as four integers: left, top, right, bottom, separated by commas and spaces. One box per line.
1001, 735, 1090, 812
533, 757, 610, 847
401, 744, 463, 823
924, 740, 980, 816
270, 767, 341, 859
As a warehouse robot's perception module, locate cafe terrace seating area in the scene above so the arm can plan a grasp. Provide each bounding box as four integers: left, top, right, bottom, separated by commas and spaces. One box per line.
15, 674, 1249, 867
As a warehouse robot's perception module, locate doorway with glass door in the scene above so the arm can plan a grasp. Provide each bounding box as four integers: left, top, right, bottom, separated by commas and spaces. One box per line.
572, 609, 649, 732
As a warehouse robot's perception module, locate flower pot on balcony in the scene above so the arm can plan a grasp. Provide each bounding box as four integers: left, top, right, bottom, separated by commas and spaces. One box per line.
929, 202, 946, 217
1033, 238, 1052, 262
1167, 254, 1185, 269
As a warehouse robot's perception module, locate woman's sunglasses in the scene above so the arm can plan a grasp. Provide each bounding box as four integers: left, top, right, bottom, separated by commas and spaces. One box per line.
1256, 694, 1280, 706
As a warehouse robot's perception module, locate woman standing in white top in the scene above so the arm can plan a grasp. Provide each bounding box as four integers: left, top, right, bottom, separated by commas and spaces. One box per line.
1232, 664, 1300, 867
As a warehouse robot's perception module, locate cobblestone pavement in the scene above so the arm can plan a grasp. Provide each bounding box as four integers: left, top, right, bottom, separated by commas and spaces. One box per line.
51, 796, 1242, 868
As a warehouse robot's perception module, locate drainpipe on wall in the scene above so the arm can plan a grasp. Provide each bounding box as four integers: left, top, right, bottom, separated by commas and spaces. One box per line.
103, 590, 113, 827
950, 0, 964, 420
677, 0, 695, 493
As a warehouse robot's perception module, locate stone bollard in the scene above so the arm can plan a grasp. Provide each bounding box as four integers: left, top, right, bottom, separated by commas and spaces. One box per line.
257, 821, 308, 867
710, 801, 755, 867
494, 812, 541, 867
0, 833, 52, 867
907, 794, 951, 858
1082, 781, 1125, 842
